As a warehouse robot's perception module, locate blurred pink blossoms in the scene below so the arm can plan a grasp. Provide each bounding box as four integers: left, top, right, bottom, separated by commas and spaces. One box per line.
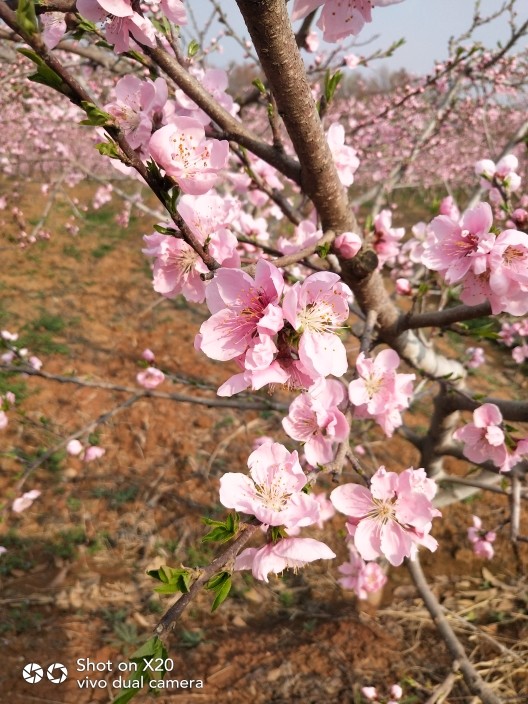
291, 0, 404, 42
468, 515, 496, 560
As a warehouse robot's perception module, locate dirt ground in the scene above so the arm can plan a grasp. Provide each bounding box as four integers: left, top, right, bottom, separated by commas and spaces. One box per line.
0, 181, 527, 704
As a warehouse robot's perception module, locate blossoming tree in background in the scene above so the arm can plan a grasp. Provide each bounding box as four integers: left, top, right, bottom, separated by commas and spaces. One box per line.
0, 0, 527, 701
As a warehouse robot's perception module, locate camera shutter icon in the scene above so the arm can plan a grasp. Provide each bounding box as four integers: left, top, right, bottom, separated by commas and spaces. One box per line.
47, 663, 68, 684
22, 663, 44, 684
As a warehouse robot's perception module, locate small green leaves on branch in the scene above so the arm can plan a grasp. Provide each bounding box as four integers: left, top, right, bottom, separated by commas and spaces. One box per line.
95, 139, 123, 161
16, 0, 38, 36
147, 565, 192, 595
205, 571, 232, 611
80, 101, 113, 126
18, 48, 65, 92
323, 69, 343, 105
202, 512, 240, 544
112, 637, 169, 704
187, 39, 200, 58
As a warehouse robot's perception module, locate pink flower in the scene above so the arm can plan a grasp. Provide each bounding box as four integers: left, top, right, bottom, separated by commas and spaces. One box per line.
422, 202, 495, 284
0, 410, 8, 430
331, 466, 440, 566
291, 0, 403, 42
1, 330, 18, 341
512, 344, 528, 363
338, 546, 387, 599
373, 210, 405, 268
465, 346, 485, 369
390, 684, 403, 700
143, 198, 239, 303
333, 231, 362, 259
41, 12, 67, 49
486, 229, 528, 316
439, 195, 460, 220
277, 219, 320, 256
0, 547, 7, 556
304, 30, 319, 52
326, 123, 360, 187
106, 75, 168, 152
66, 439, 84, 456
468, 516, 496, 560
282, 378, 349, 466
219, 442, 320, 530
361, 687, 378, 701
77, 0, 156, 53
12, 489, 41, 513
142, 348, 155, 362
235, 537, 335, 583
453, 403, 508, 469
349, 349, 414, 437
344, 54, 360, 69
149, 118, 229, 195
83, 446, 106, 463
137, 367, 165, 389
198, 260, 284, 362
282, 271, 352, 379
395, 278, 411, 295
29, 356, 43, 370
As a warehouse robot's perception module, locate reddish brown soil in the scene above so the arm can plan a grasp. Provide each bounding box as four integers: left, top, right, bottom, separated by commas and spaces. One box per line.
0, 183, 526, 704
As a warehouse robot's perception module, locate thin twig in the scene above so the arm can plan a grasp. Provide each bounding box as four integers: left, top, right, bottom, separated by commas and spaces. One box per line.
155, 522, 260, 637
0, 364, 288, 412
407, 555, 502, 704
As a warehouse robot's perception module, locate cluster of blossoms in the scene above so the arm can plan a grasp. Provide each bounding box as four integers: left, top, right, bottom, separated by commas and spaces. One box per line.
349, 349, 415, 437
51, 0, 188, 54
0, 390, 16, 431
361, 683, 403, 704
12, 489, 41, 514
498, 318, 528, 364
136, 350, 165, 389
66, 439, 106, 463
475, 154, 522, 201
422, 200, 528, 316
291, 0, 404, 43
219, 442, 336, 582
331, 466, 441, 567
465, 346, 486, 369
453, 403, 528, 473
1, 329, 42, 372
468, 515, 496, 560
196, 261, 352, 396
282, 378, 349, 467
337, 544, 387, 599
143, 194, 239, 303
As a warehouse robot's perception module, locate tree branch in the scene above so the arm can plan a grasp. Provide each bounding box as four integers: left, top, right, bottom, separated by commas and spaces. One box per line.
155, 522, 260, 637
407, 556, 502, 704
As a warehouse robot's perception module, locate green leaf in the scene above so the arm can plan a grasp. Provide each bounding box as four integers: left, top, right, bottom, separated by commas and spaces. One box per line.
252, 78, 266, 94
18, 48, 65, 91
95, 141, 122, 160
17, 0, 38, 36
147, 565, 191, 594
202, 513, 239, 544
112, 637, 168, 704
80, 101, 113, 127
153, 224, 178, 236
187, 39, 200, 58
316, 242, 331, 258
324, 69, 343, 104
205, 571, 232, 612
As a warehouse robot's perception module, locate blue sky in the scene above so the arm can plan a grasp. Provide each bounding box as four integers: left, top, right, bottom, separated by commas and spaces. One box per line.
184, 0, 526, 77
